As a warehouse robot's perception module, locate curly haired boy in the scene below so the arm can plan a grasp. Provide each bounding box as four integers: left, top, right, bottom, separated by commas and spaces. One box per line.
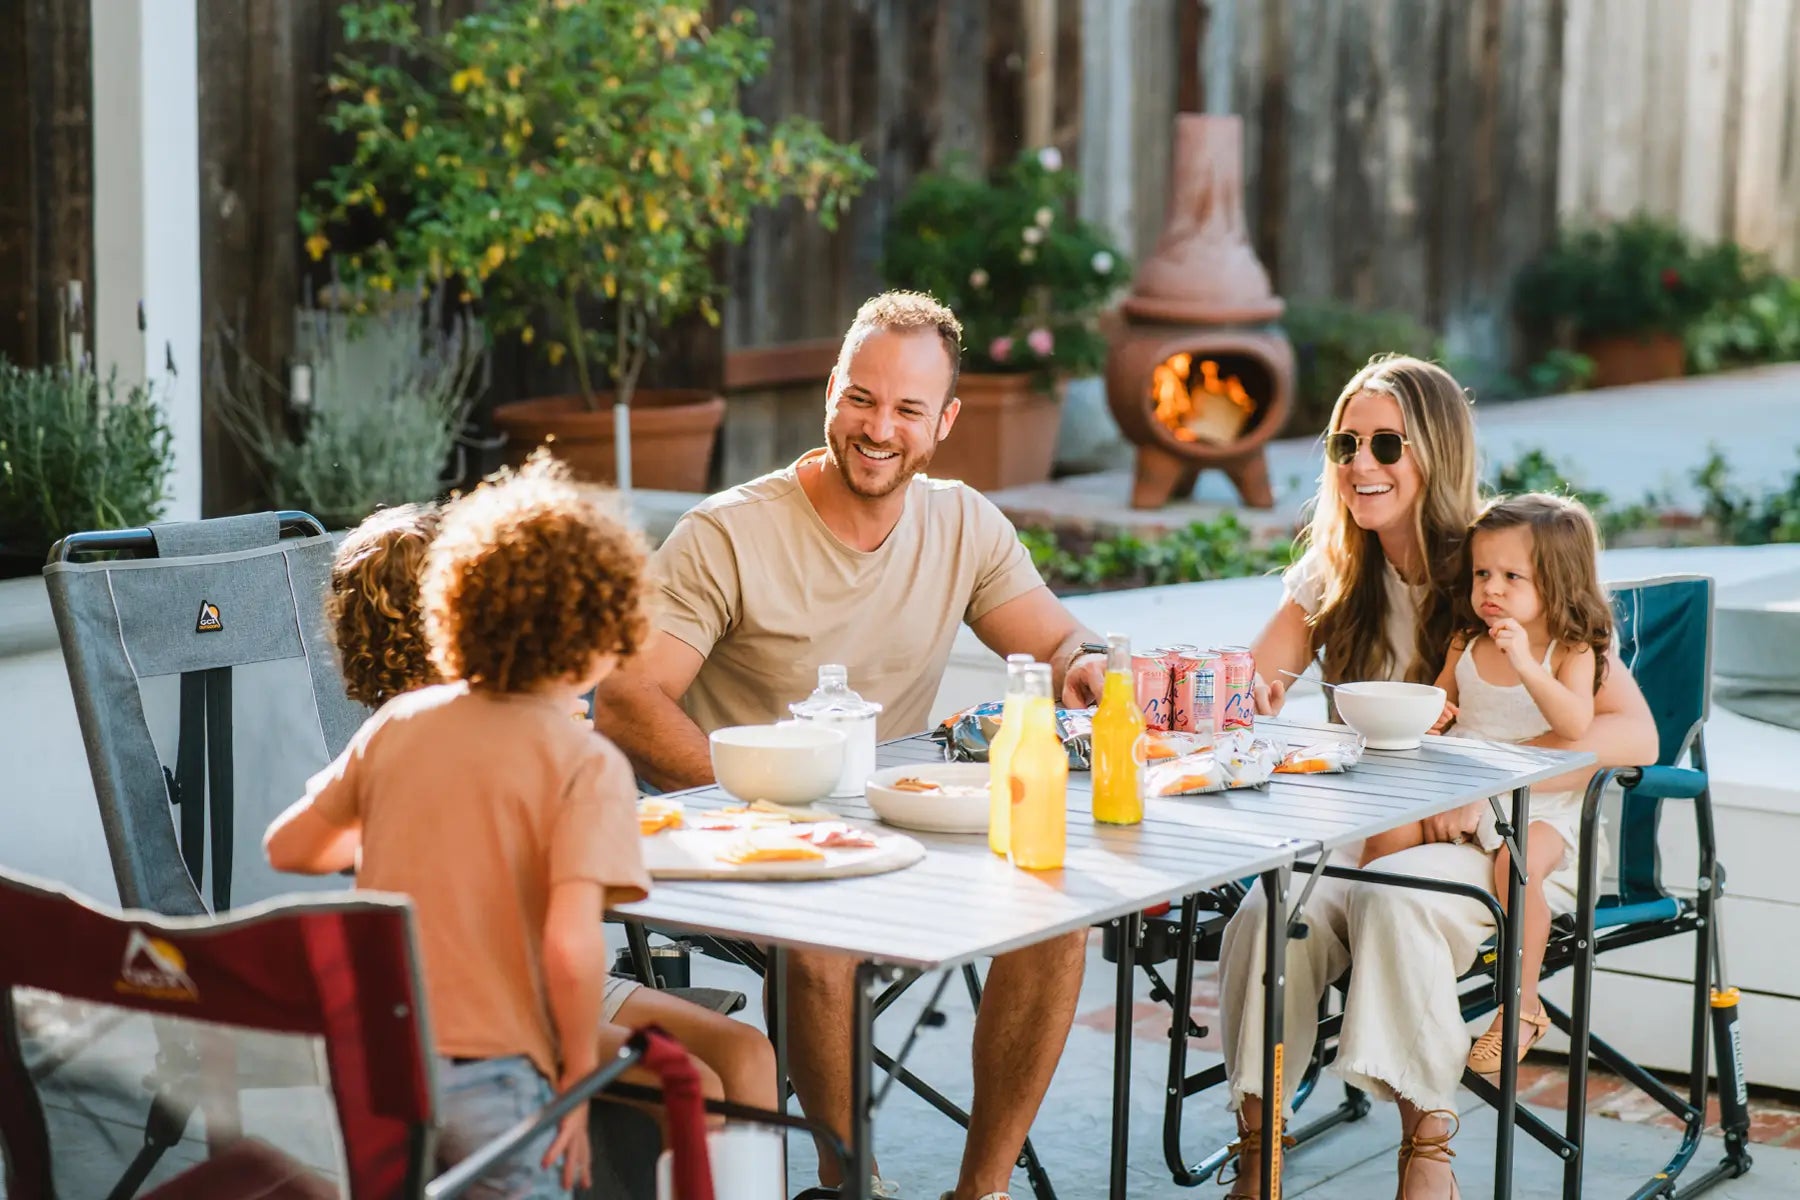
267, 461, 774, 1197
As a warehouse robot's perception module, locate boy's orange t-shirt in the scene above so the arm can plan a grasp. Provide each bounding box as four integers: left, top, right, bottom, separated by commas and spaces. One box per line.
305, 681, 650, 1083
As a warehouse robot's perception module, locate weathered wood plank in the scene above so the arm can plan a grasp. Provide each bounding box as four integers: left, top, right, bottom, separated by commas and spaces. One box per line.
1731, 0, 1794, 254
1642, 0, 1690, 222
1678, 0, 1737, 241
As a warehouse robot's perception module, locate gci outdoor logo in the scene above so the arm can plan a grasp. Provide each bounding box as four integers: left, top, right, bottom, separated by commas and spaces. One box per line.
115, 929, 199, 1002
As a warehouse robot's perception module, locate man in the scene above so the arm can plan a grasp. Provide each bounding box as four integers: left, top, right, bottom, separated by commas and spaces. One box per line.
595, 291, 1108, 1200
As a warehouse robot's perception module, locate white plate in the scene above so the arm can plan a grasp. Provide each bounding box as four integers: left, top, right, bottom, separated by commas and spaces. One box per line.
865, 763, 991, 834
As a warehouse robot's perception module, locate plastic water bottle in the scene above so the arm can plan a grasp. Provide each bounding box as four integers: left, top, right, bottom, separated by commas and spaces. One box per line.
788, 665, 883, 798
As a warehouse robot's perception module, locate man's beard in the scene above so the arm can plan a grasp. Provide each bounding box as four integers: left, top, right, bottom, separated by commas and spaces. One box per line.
824, 421, 935, 499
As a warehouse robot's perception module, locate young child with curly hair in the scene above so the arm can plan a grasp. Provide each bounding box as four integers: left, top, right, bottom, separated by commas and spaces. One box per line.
267, 462, 774, 1196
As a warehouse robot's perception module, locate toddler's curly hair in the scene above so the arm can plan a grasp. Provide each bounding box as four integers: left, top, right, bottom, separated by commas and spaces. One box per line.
326, 503, 444, 707
423, 455, 648, 692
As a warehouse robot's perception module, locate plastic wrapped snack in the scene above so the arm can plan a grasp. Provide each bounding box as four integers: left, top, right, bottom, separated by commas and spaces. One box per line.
1144, 752, 1227, 797
1141, 730, 1215, 762
932, 702, 1094, 770
1217, 733, 1280, 788
1273, 739, 1366, 775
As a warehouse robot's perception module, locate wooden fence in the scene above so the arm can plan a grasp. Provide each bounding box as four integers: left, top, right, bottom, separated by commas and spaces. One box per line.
1557, 0, 1800, 274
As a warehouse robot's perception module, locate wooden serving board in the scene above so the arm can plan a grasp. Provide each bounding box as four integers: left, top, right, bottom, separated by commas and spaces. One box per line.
642, 829, 926, 881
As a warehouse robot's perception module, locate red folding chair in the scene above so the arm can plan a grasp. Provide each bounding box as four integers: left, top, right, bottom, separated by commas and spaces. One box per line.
0, 868, 713, 1200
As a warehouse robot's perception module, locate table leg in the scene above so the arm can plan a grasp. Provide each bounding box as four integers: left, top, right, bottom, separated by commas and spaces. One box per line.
768, 945, 790, 1112
848, 961, 880, 1200
1110, 912, 1141, 1200
1494, 786, 1530, 1200
1260, 866, 1290, 1200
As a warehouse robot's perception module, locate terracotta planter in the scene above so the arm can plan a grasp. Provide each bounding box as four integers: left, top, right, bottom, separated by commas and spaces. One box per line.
1579, 331, 1687, 389
491, 389, 726, 493
927, 373, 1063, 492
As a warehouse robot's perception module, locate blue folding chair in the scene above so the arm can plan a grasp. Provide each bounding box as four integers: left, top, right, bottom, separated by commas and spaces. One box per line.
1135, 574, 1752, 1198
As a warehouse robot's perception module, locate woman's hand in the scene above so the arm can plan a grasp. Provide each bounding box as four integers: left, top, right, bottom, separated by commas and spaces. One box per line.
543, 1099, 592, 1191
1421, 801, 1483, 845
1252, 672, 1288, 716
1427, 701, 1459, 735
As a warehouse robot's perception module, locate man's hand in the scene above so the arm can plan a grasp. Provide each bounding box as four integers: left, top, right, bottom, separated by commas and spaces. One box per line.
542, 1100, 592, 1191
1252, 672, 1288, 716
1062, 652, 1106, 708
1427, 701, 1459, 735
1489, 618, 1534, 671
1422, 801, 1483, 845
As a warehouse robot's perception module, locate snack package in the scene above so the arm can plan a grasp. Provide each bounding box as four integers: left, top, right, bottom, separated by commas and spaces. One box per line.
1273, 739, 1366, 775
932, 702, 1094, 770
1145, 752, 1226, 797
1144, 732, 1281, 798
1141, 730, 1215, 762
637, 797, 684, 835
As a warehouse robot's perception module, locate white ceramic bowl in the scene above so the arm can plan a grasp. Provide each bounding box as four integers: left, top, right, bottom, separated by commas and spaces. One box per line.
865, 763, 991, 834
1333, 681, 1446, 750
709, 723, 846, 805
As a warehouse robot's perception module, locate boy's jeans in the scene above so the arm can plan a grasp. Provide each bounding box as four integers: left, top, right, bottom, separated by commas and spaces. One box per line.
436, 1056, 566, 1199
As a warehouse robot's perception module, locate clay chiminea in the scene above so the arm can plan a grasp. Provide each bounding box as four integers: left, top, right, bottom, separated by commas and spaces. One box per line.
1104, 114, 1294, 509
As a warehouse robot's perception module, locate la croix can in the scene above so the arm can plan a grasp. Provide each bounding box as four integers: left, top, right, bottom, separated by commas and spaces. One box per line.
1171, 651, 1219, 738
1215, 646, 1257, 734
1132, 651, 1173, 731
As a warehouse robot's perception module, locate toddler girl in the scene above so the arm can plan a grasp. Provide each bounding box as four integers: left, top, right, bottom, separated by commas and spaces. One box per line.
1360, 492, 1615, 1074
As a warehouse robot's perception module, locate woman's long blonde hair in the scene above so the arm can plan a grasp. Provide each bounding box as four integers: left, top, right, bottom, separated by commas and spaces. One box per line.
1299, 355, 1480, 684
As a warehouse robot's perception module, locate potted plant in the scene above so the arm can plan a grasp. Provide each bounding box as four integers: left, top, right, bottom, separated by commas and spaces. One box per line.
881, 147, 1129, 490
211, 289, 485, 529
0, 359, 173, 577
1513, 215, 1755, 388
305, 0, 870, 492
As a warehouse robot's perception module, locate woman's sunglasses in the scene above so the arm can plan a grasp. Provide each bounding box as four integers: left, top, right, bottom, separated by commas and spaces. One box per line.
1325, 431, 1410, 466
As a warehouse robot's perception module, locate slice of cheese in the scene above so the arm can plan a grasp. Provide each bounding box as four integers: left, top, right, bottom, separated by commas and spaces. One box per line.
637, 798, 685, 836
717, 830, 826, 864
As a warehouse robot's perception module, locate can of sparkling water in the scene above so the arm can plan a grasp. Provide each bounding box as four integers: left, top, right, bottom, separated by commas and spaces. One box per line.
1171, 651, 1219, 739
1215, 646, 1257, 734
1132, 652, 1174, 731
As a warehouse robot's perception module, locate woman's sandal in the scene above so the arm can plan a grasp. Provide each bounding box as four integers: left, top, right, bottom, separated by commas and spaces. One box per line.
1467, 1004, 1553, 1074
1216, 1126, 1298, 1200
1397, 1109, 1460, 1200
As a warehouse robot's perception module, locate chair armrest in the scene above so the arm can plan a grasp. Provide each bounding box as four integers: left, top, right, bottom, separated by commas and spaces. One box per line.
1617, 765, 1707, 801
424, 1035, 648, 1200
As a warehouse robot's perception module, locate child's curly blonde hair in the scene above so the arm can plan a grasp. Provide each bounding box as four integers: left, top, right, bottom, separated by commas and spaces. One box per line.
326, 503, 444, 708
423, 455, 648, 692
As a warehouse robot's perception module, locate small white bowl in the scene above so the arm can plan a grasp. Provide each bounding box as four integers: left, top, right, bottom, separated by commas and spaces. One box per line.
1333, 681, 1446, 750
710, 723, 846, 806
865, 763, 991, 834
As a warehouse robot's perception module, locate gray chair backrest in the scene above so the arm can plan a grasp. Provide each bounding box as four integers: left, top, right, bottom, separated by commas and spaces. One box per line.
43, 512, 369, 916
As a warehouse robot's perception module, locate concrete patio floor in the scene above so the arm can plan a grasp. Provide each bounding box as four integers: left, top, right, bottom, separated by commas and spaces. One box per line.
684, 936, 1800, 1199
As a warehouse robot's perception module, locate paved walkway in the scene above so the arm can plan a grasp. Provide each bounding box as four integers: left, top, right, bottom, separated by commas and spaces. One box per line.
687, 935, 1800, 1199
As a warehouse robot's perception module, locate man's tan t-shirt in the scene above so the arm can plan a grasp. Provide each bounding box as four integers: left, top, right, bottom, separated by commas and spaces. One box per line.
653, 451, 1045, 739
306, 682, 651, 1083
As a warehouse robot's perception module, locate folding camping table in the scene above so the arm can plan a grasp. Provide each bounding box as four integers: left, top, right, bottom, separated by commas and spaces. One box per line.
619, 724, 1591, 1200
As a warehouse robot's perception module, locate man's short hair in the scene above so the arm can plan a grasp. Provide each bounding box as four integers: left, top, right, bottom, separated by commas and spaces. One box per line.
839, 290, 964, 407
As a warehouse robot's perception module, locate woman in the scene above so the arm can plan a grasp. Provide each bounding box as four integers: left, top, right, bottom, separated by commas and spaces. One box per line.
1218, 357, 1657, 1199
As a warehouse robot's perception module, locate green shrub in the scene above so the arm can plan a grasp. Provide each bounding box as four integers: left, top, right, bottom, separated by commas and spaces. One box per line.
211, 293, 485, 530
1514, 215, 1762, 340
1686, 273, 1800, 373
1280, 301, 1442, 436
0, 361, 173, 558
1020, 514, 1295, 593
1694, 448, 1800, 545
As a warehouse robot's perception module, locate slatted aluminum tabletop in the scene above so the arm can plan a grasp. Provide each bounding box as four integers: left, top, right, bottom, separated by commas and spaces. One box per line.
615, 733, 1298, 973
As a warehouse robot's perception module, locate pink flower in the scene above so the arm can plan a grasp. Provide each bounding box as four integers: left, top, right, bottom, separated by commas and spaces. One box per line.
1027, 328, 1054, 356
989, 336, 1014, 363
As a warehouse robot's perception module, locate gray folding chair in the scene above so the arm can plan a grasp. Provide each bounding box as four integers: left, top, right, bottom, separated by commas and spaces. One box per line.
42, 510, 749, 1200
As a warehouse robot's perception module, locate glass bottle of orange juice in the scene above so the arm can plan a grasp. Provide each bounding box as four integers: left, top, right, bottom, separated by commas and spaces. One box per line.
987, 654, 1035, 857
1092, 632, 1146, 825
1008, 663, 1068, 871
